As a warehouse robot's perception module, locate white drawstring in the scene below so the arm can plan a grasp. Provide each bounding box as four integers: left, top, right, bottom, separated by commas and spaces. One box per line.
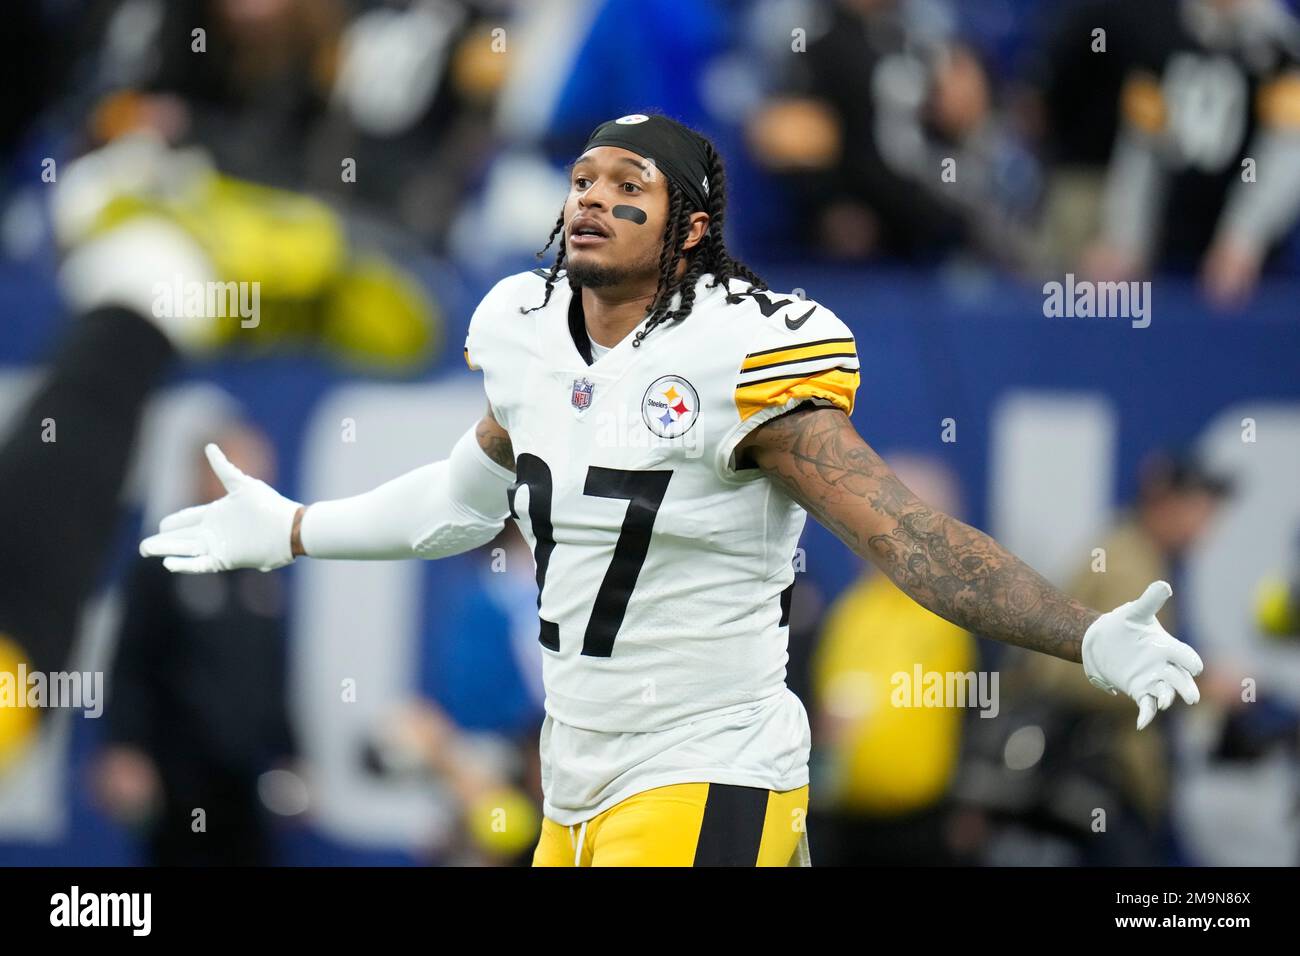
573, 819, 588, 867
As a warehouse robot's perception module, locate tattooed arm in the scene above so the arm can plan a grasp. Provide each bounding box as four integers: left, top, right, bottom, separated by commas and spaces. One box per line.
476, 403, 516, 472
736, 405, 1097, 661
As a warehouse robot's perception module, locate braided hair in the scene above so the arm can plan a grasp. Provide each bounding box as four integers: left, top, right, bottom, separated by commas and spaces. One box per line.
521, 137, 767, 347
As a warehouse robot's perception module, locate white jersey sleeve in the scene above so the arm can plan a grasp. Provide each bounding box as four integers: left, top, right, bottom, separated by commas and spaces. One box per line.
715, 290, 861, 477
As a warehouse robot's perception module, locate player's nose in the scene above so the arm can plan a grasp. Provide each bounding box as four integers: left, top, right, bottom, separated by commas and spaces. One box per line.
578, 190, 609, 211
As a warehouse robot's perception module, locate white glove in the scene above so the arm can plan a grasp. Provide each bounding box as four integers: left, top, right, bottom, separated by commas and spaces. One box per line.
140, 443, 301, 573
1081, 580, 1204, 730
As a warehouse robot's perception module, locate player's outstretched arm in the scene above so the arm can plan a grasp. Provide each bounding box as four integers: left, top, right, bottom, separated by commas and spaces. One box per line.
740, 405, 1202, 729
140, 408, 516, 572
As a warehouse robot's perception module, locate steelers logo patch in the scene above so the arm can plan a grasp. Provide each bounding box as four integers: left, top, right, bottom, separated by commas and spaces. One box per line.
642, 375, 700, 439
615, 114, 650, 125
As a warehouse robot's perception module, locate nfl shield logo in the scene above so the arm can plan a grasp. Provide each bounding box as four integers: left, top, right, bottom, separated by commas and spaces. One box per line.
571, 376, 595, 410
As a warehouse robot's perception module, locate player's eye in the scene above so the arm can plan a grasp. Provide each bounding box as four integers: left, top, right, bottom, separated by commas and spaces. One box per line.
573, 176, 592, 190
621, 182, 643, 194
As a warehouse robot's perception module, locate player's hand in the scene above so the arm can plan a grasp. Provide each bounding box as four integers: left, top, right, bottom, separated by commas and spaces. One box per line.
139, 443, 301, 573
1200, 236, 1263, 310
1081, 581, 1203, 730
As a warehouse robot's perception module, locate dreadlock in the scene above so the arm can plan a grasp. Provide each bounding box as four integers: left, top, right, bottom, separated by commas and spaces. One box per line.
520, 137, 767, 347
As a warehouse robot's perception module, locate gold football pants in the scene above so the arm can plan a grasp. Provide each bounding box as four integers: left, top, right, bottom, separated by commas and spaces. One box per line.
532, 782, 809, 867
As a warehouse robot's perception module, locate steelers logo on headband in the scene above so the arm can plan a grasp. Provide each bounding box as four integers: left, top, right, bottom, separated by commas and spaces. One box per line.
583, 113, 711, 213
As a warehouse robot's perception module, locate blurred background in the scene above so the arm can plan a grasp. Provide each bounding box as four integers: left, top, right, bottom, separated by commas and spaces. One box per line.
1, 0, 1298, 866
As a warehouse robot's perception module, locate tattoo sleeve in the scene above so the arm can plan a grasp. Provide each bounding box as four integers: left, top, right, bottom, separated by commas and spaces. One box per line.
476, 404, 515, 472
744, 406, 1098, 662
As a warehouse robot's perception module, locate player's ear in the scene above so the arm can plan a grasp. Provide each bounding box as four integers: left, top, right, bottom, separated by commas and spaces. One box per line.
681, 212, 710, 252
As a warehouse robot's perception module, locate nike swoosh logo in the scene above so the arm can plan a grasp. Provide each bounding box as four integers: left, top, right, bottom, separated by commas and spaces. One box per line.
785, 305, 817, 330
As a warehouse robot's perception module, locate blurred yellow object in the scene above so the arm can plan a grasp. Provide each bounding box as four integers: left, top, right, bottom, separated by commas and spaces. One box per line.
813, 574, 974, 815
1256, 576, 1297, 636
321, 257, 440, 373
465, 786, 541, 859
452, 25, 511, 101
73, 145, 439, 372
92, 174, 346, 299
0, 635, 39, 774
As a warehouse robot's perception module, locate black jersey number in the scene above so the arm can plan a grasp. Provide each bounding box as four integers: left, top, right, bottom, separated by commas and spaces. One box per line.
508, 454, 672, 657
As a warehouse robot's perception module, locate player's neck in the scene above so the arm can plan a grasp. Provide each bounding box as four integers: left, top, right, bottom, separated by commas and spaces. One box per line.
580, 261, 690, 348
580, 285, 657, 349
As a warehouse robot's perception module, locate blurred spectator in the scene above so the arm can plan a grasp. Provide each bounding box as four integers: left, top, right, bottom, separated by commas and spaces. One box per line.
807, 455, 976, 865
0, 137, 372, 781
95, 424, 301, 866
70, 0, 504, 251
459, 0, 756, 265
1019, 0, 1152, 270
420, 524, 545, 735
359, 525, 545, 865
748, 0, 1039, 265
365, 694, 542, 866
996, 449, 1232, 864
0, 305, 182, 775
1080, 0, 1300, 307
1171, 531, 1300, 866
52, 133, 442, 374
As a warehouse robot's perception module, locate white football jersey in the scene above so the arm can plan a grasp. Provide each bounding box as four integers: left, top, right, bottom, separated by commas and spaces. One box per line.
464, 268, 860, 824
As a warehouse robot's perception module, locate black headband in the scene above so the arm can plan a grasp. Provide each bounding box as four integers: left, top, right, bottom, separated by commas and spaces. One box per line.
582, 113, 712, 213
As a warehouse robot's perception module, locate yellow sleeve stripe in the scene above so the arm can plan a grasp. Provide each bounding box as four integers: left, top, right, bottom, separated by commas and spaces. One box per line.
743, 348, 858, 376
736, 367, 859, 421
742, 336, 855, 371
1259, 72, 1300, 129
463, 346, 479, 371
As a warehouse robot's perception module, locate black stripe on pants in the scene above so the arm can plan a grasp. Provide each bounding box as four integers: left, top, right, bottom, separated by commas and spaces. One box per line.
693, 784, 769, 866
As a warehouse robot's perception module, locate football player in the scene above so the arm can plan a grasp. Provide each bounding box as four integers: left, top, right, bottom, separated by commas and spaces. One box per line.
141, 113, 1204, 866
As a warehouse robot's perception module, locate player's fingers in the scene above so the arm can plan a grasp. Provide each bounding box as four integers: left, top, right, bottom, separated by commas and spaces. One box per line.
163, 555, 219, 574
140, 533, 207, 558
205, 443, 245, 492
1127, 580, 1173, 623
157, 505, 207, 533
1164, 639, 1204, 677
1161, 663, 1201, 706
1152, 679, 1175, 712
1136, 694, 1158, 731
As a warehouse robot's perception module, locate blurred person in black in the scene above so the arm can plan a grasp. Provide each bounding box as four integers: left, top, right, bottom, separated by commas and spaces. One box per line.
1020, 0, 1157, 269
0, 4, 214, 777
1079, 0, 1300, 307
74, 0, 503, 251
94, 424, 297, 866
747, 0, 1037, 265
0, 128, 354, 778
0, 304, 176, 775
